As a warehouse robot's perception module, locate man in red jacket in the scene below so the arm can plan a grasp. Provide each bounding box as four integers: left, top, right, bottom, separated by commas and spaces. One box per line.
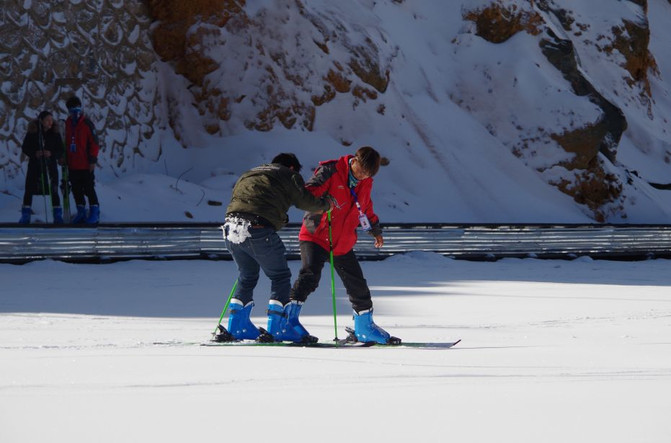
64, 96, 100, 224
287, 146, 400, 344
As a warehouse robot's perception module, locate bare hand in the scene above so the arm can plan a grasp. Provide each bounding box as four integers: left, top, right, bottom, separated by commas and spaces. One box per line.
374, 234, 384, 248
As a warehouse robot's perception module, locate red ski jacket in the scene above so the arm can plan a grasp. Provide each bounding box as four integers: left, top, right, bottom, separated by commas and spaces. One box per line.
299, 155, 382, 256
65, 115, 100, 170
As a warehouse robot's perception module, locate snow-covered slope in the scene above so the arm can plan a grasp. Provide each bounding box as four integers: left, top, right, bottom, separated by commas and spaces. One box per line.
2, 255, 671, 442
1, 0, 670, 223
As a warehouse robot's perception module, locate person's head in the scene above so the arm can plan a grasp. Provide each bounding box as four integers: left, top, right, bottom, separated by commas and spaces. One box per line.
37, 110, 53, 131
350, 146, 381, 180
66, 95, 82, 120
272, 153, 302, 172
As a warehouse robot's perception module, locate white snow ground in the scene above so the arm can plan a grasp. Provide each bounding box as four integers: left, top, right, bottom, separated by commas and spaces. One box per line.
1, 253, 670, 442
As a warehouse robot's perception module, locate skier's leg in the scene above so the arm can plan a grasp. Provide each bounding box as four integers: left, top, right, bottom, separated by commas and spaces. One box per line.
84, 171, 100, 224
334, 250, 396, 344
333, 250, 372, 313
243, 229, 305, 342
48, 160, 61, 208
224, 235, 261, 340
290, 241, 328, 302
69, 170, 87, 223
252, 229, 291, 305
285, 241, 329, 341
48, 161, 63, 223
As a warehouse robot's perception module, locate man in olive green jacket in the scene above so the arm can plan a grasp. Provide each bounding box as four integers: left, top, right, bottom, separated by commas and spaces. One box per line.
220, 153, 332, 343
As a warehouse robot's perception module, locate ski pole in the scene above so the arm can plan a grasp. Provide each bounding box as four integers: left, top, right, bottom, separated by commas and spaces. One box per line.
38, 128, 51, 224
212, 279, 238, 336
60, 119, 71, 222
328, 210, 338, 341
62, 164, 71, 222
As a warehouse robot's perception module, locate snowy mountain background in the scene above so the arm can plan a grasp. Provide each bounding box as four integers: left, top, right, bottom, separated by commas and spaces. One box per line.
1, 0, 671, 224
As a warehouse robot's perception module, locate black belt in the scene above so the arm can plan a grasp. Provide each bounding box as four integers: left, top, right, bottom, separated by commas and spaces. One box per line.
227, 212, 274, 229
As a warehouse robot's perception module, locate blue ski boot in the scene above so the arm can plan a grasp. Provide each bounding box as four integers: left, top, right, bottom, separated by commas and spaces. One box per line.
86, 205, 100, 224
72, 205, 87, 224
267, 300, 303, 342
353, 308, 398, 344
285, 300, 318, 343
53, 207, 64, 224
18, 206, 31, 224
227, 299, 260, 340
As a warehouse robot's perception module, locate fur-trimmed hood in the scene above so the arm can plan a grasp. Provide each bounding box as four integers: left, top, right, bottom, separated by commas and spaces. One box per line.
26, 119, 60, 135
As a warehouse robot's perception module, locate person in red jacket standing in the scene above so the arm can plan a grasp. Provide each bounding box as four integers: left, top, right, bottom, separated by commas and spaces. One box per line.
64, 96, 100, 224
287, 146, 400, 345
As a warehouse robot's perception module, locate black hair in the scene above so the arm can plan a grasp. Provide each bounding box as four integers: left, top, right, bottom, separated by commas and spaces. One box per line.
38, 110, 52, 122
354, 146, 381, 177
66, 95, 82, 109
272, 153, 302, 172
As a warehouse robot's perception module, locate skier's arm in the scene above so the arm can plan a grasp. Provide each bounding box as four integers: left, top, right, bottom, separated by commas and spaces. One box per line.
83, 119, 100, 169
359, 181, 383, 239
305, 162, 337, 198
289, 173, 332, 213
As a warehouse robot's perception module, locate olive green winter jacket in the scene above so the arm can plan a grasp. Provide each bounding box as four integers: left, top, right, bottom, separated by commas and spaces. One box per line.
226, 163, 330, 230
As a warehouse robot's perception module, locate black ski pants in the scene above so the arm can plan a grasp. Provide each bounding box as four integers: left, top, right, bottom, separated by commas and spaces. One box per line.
22, 159, 60, 207
290, 240, 373, 313
69, 169, 99, 207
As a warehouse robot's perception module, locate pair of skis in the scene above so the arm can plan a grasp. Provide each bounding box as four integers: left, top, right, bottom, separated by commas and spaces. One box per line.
203, 325, 460, 349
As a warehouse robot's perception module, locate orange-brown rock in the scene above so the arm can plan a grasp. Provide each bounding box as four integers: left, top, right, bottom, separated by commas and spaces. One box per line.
555, 160, 623, 222
463, 2, 543, 43
147, 0, 245, 87
551, 124, 606, 170
608, 19, 658, 96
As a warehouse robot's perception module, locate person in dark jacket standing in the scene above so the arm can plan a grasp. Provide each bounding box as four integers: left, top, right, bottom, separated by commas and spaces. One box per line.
64, 95, 100, 224
288, 146, 400, 345
19, 111, 65, 224
219, 153, 333, 343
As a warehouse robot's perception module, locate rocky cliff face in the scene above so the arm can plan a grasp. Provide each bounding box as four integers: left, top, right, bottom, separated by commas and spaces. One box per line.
455, 0, 665, 221
1, 0, 669, 221
147, 0, 391, 137
0, 0, 162, 178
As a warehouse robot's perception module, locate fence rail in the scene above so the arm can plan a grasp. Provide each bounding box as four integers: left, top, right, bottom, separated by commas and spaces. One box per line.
2, 223, 671, 263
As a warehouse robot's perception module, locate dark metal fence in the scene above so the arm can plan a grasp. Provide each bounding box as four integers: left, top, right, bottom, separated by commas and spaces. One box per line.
2, 223, 671, 263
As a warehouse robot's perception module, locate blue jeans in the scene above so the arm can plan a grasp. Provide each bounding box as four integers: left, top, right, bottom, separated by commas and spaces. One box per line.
225, 226, 291, 306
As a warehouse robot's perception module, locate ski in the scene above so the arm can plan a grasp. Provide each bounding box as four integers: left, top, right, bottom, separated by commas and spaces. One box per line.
192, 325, 461, 349
342, 327, 461, 349
155, 325, 461, 349
200, 340, 374, 348
198, 339, 460, 349
383, 339, 461, 349
154, 338, 460, 349
198, 325, 374, 348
